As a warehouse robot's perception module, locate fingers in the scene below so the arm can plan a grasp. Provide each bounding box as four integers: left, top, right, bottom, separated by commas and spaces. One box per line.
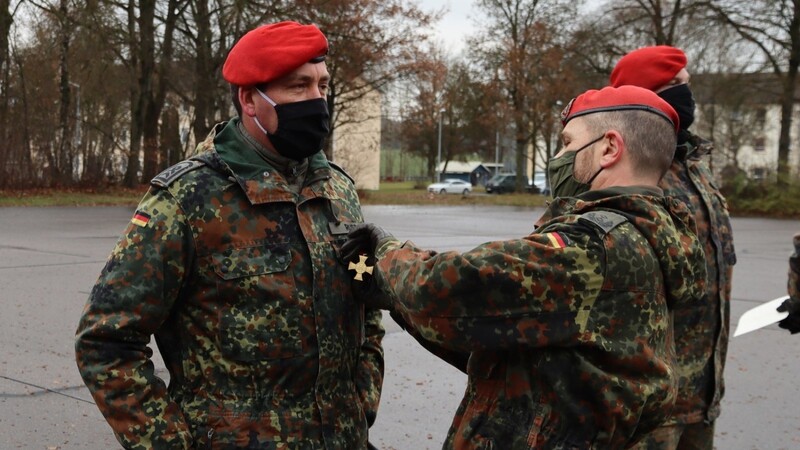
341, 237, 368, 263
778, 316, 800, 334
342, 224, 377, 263
779, 297, 800, 314
346, 223, 372, 240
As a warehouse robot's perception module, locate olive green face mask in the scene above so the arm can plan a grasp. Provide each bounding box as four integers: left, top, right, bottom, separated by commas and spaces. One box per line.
546, 134, 604, 198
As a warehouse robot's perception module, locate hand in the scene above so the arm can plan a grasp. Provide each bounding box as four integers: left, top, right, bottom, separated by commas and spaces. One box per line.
777, 297, 800, 334
348, 255, 394, 310
778, 295, 800, 314
779, 232, 800, 333
340, 223, 393, 264
793, 232, 800, 255
341, 224, 394, 310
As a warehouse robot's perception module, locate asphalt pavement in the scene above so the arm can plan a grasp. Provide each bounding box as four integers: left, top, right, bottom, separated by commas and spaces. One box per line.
0, 205, 798, 449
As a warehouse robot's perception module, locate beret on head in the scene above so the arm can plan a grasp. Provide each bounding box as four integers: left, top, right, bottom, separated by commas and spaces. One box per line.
609, 45, 687, 91
561, 85, 679, 132
222, 21, 328, 86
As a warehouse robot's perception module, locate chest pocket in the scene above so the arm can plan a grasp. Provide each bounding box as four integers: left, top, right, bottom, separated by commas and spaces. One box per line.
212, 246, 304, 361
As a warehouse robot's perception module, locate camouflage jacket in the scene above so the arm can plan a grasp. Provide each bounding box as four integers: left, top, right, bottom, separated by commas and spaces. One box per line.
75, 120, 384, 449
372, 186, 707, 449
659, 132, 736, 425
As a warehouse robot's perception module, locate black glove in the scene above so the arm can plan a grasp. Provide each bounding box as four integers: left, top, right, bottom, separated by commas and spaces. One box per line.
777, 297, 800, 334
341, 223, 395, 310
340, 223, 393, 264
778, 233, 800, 334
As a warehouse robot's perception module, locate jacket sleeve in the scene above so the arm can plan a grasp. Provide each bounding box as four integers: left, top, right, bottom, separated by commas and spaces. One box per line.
389, 310, 468, 373
372, 227, 604, 353
75, 189, 193, 449
356, 307, 385, 427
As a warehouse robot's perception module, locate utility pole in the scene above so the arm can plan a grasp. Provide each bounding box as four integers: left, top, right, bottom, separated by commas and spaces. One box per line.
494, 129, 500, 176
436, 108, 445, 182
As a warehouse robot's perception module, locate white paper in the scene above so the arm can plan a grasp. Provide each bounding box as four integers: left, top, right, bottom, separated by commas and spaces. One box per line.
733, 296, 790, 337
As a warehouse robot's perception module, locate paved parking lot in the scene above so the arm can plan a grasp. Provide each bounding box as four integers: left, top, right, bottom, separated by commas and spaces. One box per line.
1, 205, 798, 449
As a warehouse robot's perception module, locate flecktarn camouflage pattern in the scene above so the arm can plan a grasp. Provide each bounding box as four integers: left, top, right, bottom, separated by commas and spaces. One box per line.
75, 120, 384, 449
371, 186, 706, 449
657, 133, 736, 426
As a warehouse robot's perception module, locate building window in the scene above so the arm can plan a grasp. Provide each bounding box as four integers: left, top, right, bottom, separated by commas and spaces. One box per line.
752, 167, 766, 180
753, 137, 765, 152
754, 107, 766, 130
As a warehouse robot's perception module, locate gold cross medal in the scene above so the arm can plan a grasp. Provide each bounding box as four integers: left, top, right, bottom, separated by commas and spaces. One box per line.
348, 254, 374, 281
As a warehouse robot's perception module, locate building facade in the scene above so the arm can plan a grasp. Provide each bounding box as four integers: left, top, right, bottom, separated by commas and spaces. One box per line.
693, 72, 800, 183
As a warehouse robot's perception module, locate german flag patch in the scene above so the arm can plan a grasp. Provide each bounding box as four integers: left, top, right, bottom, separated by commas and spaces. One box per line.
131, 211, 151, 227
545, 232, 567, 249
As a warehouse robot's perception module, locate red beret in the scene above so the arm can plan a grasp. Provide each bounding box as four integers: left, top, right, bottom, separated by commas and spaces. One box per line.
561, 85, 679, 132
609, 46, 687, 91
222, 21, 328, 86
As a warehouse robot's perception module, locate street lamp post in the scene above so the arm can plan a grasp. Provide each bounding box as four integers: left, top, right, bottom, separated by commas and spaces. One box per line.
436, 108, 444, 182
494, 129, 500, 176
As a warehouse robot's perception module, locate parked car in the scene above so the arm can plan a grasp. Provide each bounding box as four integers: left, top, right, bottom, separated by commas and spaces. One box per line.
533, 172, 550, 195
485, 173, 531, 194
427, 178, 473, 195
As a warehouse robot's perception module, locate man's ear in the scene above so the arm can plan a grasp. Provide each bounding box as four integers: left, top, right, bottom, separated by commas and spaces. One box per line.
599, 130, 625, 168
239, 87, 257, 117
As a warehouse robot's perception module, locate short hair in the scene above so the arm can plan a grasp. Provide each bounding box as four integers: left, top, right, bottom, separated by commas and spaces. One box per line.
583, 110, 676, 179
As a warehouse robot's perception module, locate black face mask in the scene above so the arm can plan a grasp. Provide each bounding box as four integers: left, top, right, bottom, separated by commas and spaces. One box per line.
658, 83, 695, 131
255, 90, 330, 161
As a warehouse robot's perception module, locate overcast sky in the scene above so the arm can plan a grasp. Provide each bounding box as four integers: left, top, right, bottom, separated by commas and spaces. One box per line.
417, 0, 604, 55
417, 0, 475, 54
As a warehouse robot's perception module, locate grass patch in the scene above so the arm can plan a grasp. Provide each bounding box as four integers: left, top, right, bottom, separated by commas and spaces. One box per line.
0, 187, 144, 207
360, 182, 549, 208
12, 179, 793, 217
722, 177, 800, 218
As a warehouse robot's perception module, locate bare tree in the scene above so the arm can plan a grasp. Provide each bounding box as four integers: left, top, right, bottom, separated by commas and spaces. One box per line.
294, 0, 437, 161
470, 0, 579, 190
0, 0, 10, 73
0, 0, 13, 185
140, 0, 183, 182
170, 1, 287, 143
706, 0, 800, 185
599, 0, 711, 46
25, 0, 80, 185
399, 45, 448, 181
693, 73, 767, 176
55, 0, 75, 184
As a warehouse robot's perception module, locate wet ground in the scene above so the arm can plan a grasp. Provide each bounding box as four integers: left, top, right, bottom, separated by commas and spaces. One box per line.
1, 205, 798, 449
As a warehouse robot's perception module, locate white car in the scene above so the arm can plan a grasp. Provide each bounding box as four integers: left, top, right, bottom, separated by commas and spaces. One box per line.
427, 178, 473, 195
533, 172, 550, 195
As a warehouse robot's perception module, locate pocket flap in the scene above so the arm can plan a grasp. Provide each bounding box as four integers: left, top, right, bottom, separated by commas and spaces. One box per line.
212, 246, 292, 280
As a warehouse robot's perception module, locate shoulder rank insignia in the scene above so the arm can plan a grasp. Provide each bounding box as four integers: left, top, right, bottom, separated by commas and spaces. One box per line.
328, 161, 355, 185
578, 210, 627, 236
151, 160, 205, 188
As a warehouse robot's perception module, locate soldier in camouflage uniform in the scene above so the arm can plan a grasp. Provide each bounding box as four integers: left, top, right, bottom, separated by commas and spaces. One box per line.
610, 46, 737, 450
777, 233, 800, 333
343, 86, 707, 449
75, 22, 384, 449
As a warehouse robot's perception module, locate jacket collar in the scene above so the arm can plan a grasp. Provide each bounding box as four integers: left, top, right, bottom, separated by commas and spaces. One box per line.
199, 120, 340, 205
